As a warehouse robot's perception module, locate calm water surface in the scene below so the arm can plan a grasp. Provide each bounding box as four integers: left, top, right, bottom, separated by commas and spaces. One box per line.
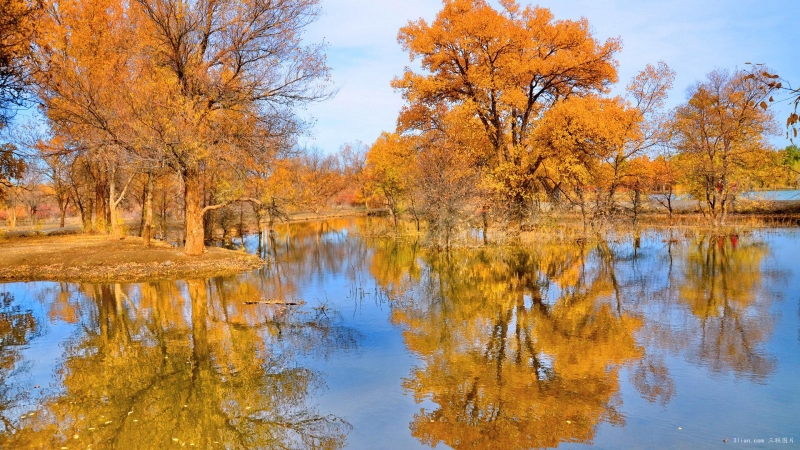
1, 218, 799, 449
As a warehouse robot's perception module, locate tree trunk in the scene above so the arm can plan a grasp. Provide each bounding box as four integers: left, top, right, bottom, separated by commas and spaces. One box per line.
139, 182, 148, 236
482, 209, 489, 246
183, 167, 205, 256
143, 172, 154, 247
159, 188, 167, 240
7, 206, 16, 228
87, 196, 95, 231
95, 175, 109, 233
59, 203, 67, 227
70, 164, 89, 230
109, 174, 120, 236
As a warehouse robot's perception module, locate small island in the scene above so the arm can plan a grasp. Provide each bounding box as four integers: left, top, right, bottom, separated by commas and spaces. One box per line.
0, 233, 263, 283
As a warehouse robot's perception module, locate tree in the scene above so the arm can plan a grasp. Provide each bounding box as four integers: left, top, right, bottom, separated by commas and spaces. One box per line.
527, 63, 674, 228
0, 142, 25, 201
38, 141, 74, 227
414, 139, 479, 247
32, 0, 330, 254
672, 69, 778, 225
32, 0, 145, 235
131, 0, 330, 255
394, 0, 620, 220
335, 141, 368, 208
649, 154, 679, 220
531, 94, 641, 228
365, 132, 416, 227
0, 0, 35, 125
779, 145, 800, 187
293, 148, 343, 214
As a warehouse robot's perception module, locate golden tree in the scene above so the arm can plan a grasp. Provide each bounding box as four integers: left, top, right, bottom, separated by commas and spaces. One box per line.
393, 0, 620, 219
132, 0, 331, 254
32, 0, 148, 234
32, 0, 330, 252
672, 69, 778, 225
365, 132, 417, 227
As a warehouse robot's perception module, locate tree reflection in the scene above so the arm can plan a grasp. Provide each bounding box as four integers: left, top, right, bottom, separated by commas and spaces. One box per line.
0, 291, 38, 433
382, 231, 780, 449
385, 242, 644, 449
678, 235, 776, 381
0, 278, 352, 449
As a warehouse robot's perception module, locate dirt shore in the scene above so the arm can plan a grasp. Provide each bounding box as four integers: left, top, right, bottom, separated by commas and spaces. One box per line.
0, 234, 264, 283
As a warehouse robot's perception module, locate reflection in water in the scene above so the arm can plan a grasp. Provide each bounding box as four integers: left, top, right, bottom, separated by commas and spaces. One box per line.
678, 236, 776, 380
0, 277, 353, 449
381, 242, 643, 449
0, 292, 38, 433
375, 232, 779, 449
0, 220, 791, 449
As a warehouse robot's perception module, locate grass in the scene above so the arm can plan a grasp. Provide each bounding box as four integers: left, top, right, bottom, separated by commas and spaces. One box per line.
0, 234, 264, 283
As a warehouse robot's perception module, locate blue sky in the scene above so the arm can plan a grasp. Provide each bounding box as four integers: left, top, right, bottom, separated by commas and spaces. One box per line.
300, 0, 800, 152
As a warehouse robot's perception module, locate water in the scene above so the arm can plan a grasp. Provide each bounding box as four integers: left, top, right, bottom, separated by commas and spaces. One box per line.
1, 218, 798, 449
741, 190, 800, 201
651, 190, 800, 203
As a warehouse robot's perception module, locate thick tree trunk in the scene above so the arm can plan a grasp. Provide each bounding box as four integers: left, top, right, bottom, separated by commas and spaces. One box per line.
143, 172, 154, 247
59, 204, 67, 227
87, 196, 95, 231
76, 202, 88, 230
6, 206, 16, 228
95, 176, 109, 233
183, 167, 205, 256
482, 209, 489, 246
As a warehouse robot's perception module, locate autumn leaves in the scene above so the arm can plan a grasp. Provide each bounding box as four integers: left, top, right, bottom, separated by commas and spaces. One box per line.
30, 0, 330, 254
365, 0, 781, 239
3, 0, 789, 253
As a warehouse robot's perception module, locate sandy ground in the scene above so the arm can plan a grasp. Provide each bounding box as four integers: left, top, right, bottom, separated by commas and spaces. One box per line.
0, 234, 263, 283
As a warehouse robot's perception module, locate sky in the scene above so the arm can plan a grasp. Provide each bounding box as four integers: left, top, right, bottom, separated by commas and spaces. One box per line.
299, 0, 800, 152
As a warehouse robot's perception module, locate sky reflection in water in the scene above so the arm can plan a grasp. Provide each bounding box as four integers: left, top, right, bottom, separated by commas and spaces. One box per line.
1, 218, 799, 449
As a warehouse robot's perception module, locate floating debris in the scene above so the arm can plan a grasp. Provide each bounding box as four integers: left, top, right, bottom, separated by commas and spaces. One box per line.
244, 298, 306, 306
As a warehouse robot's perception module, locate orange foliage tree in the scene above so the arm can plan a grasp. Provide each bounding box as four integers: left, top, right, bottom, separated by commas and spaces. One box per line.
671, 69, 778, 225
530, 63, 674, 227
365, 132, 417, 226
393, 0, 621, 221
32, 0, 330, 254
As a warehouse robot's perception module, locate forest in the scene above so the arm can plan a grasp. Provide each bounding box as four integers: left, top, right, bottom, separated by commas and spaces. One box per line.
2, 0, 800, 254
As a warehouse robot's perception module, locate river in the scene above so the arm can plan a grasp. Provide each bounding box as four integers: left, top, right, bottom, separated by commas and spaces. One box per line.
1, 218, 798, 449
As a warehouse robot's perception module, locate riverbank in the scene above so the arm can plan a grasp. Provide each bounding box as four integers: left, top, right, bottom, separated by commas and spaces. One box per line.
0, 234, 264, 283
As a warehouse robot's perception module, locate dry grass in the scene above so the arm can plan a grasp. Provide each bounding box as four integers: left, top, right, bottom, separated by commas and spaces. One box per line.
0, 234, 263, 283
